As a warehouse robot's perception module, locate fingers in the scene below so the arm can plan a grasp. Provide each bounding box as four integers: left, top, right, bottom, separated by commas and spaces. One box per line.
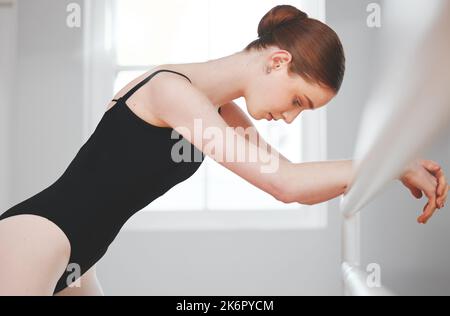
421, 159, 447, 209
419, 183, 438, 224
408, 159, 447, 224
421, 159, 441, 172
418, 177, 447, 225
401, 176, 423, 199
417, 203, 427, 224
435, 169, 448, 208
410, 187, 423, 199
438, 184, 448, 209
407, 185, 423, 199
418, 201, 437, 224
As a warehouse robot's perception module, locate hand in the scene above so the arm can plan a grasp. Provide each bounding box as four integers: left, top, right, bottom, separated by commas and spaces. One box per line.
399, 159, 449, 224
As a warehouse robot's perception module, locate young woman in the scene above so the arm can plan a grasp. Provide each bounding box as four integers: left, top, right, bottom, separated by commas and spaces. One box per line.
0, 5, 448, 296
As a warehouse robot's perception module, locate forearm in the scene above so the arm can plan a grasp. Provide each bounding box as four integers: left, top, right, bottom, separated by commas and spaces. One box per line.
218, 101, 355, 205
280, 160, 356, 205
219, 101, 291, 164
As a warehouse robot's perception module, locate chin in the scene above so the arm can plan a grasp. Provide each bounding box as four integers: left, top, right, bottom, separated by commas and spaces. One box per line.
245, 102, 264, 120
246, 107, 258, 120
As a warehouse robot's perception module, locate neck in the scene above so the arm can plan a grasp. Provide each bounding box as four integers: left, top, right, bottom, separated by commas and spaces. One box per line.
160, 49, 265, 106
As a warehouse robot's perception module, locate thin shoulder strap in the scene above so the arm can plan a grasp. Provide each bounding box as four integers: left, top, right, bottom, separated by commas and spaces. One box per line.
118, 69, 192, 103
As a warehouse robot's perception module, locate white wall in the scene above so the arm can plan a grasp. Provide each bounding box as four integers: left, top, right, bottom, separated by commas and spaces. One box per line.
326, 0, 450, 295
8, 0, 85, 202
0, 1, 16, 211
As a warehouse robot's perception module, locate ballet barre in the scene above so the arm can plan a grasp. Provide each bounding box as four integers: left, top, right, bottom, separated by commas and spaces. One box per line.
339, 1, 450, 296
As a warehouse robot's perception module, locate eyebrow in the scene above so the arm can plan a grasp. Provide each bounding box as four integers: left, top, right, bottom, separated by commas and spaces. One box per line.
303, 95, 315, 109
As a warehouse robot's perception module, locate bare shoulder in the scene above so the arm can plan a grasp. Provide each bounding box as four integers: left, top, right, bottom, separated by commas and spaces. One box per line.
148, 72, 215, 123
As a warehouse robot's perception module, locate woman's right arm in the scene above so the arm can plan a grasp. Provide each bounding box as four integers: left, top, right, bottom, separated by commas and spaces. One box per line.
217, 101, 357, 204
282, 158, 448, 224
280, 160, 355, 205
148, 74, 448, 216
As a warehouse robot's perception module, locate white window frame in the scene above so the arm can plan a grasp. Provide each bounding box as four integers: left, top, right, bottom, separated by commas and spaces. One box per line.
83, 0, 329, 231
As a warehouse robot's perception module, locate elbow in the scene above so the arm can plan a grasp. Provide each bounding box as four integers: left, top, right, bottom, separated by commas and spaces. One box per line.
271, 179, 300, 204
271, 178, 314, 205
272, 188, 291, 204
298, 198, 316, 206
270, 177, 290, 203
270, 162, 293, 204
270, 162, 314, 205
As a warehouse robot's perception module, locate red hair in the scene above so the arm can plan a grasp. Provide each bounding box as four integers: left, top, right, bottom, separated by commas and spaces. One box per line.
244, 5, 346, 93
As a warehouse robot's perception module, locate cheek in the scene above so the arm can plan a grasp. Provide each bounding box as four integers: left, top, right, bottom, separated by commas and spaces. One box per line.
267, 85, 290, 109
253, 93, 273, 113
247, 79, 284, 114
247, 91, 266, 111
266, 98, 289, 112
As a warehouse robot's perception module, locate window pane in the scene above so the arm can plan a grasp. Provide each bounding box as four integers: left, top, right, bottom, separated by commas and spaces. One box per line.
208, 0, 312, 57
115, 0, 209, 65
114, 70, 147, 94
144, 162, 206, 211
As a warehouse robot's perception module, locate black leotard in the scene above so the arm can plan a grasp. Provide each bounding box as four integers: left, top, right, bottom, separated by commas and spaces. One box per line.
0, 69, 215, 294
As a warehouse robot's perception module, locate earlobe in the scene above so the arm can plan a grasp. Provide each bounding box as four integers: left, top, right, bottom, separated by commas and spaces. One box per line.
266, 63, 281, 74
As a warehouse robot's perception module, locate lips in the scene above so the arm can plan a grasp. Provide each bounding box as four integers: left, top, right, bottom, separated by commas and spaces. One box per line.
266, 113, 274, 121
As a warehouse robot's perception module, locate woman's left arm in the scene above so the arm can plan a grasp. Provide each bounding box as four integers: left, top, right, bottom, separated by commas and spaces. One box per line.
218, 102, 449, 222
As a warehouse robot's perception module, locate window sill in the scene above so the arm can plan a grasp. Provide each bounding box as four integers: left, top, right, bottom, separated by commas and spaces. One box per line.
122, 202, 328, 231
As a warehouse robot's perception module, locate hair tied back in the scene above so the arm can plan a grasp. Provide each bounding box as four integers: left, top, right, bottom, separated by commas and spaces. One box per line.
257, 5, 309, 39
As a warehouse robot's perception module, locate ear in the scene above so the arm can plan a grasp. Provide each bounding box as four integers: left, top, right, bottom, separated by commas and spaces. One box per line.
269, 50, 292, 69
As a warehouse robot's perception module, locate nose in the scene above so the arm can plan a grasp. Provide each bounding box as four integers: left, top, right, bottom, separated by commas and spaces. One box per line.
282, 109, 302, 124
282, 115, 292, 124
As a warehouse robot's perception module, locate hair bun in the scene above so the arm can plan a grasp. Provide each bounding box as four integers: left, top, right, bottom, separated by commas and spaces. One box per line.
258, 5, 308, 38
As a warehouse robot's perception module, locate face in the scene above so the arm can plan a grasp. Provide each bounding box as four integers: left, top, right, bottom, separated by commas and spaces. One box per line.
245, 48, 336, 123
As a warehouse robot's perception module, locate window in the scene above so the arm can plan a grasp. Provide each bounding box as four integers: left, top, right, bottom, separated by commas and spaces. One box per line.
89, 0, 328, 229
